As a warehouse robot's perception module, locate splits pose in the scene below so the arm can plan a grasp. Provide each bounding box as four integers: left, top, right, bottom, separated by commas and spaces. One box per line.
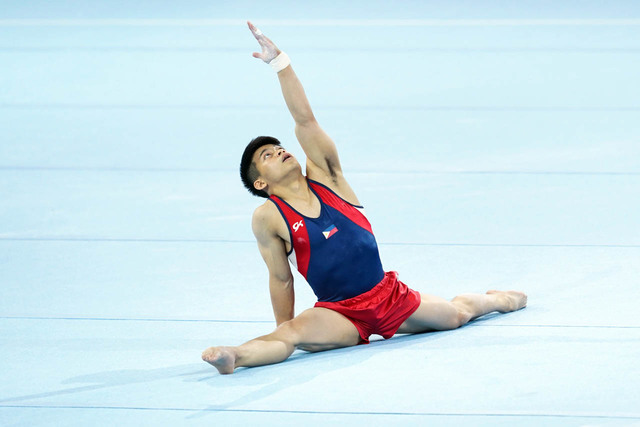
202, 22, 527, 374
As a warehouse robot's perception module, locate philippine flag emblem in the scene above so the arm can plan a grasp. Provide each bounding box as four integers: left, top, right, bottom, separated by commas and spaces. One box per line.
322, 224, 338, 239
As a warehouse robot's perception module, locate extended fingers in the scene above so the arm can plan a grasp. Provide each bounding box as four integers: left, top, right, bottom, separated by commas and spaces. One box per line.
247, 21, 264, 39
248, 21, 280, 62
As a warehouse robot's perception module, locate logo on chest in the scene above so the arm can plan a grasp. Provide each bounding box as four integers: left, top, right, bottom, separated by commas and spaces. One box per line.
292, 220, 305, 233
322, 224, 339, 239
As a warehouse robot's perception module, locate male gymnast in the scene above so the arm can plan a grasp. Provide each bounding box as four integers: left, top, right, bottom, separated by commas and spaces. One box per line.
202, 22, 527, 374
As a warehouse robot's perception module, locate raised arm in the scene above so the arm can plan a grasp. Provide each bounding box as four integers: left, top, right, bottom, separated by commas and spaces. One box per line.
248, 21, 345, 184
252, 204, 295, 326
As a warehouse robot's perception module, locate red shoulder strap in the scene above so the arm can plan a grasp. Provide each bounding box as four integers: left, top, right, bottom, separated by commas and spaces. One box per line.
308, 181, 373, 234
268, 196, 311, 279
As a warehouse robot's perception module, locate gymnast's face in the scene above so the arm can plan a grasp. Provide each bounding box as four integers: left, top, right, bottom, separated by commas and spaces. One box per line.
252, 144, 300, 193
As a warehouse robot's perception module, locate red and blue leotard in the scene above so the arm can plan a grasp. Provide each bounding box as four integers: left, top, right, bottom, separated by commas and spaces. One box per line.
268, 179, 385, 302
269, 178, 422, 343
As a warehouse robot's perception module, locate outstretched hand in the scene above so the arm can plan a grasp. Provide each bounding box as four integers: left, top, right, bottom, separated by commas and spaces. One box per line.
248, 21, 281, 63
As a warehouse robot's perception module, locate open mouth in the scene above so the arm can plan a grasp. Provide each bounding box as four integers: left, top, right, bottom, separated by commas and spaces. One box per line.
282, 153, 292, 162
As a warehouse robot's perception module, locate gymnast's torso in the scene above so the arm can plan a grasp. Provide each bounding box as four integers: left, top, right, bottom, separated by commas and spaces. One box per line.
269, 179, 385, 302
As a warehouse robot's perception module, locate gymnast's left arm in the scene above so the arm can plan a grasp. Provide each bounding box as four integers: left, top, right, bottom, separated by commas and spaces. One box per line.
247, 21, 343, 183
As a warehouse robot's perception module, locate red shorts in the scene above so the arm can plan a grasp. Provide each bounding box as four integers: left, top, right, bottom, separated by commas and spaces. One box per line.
314, 271, 422, 344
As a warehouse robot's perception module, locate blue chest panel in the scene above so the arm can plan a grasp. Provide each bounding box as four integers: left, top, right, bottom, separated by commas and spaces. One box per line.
304, 203, 384, 301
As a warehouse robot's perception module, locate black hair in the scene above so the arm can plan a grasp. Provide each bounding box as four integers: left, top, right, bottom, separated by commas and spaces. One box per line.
240, 136, 282, 198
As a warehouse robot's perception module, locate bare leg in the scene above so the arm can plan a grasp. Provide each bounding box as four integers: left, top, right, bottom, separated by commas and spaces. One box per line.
397, 290, 527, 334
202, 307, 361, 375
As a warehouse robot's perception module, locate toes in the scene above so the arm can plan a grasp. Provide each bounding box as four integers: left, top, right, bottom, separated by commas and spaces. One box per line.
201, 348, 216, 362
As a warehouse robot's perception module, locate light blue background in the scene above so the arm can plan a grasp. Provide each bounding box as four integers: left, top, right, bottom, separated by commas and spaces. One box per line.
1, 1, 639, 425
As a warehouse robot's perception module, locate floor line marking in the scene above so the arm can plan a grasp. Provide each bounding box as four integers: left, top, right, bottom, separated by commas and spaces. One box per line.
2, 18, 640, 27
1, 238, 638, 248
1, 316, 638, 329
1, 104, 639, 112
1, 166, 639, 176
2, 46, 640, 53
0, 404, 638, 419
0, 316, 271, 323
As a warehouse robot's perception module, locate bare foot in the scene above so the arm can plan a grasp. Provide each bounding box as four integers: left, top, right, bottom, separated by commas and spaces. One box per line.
201, 346, 237, 375
486, 290, 527, 312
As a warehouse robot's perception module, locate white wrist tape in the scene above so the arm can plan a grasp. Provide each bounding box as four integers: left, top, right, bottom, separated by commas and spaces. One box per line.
269, 52, 291, 73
